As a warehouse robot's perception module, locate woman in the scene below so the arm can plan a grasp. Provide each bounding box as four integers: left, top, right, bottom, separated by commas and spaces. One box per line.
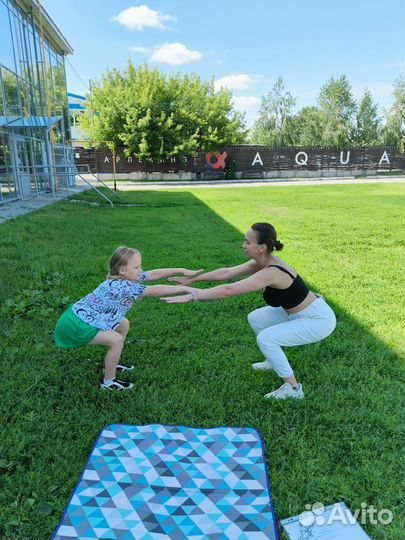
162, 223, 336, 400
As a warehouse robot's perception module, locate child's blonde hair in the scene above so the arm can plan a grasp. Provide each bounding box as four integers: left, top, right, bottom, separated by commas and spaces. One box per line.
108, 246, 140, 277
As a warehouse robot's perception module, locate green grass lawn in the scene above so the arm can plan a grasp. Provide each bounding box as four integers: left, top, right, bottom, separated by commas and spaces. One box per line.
0, 183, 404, 540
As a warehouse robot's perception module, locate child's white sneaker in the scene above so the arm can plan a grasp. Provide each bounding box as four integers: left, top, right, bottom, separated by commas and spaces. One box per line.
100, 378, 134, 391
264, 382, 304, 400
252, 361, 273, 371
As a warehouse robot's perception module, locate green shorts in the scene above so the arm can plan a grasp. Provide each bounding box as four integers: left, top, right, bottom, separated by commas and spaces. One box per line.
54, 307, 99, 349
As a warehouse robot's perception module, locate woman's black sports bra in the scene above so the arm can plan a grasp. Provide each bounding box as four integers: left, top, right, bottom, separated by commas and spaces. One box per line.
263, 265, 309, 309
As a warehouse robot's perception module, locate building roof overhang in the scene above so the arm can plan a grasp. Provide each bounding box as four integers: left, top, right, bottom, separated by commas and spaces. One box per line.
14, 0, 73, 55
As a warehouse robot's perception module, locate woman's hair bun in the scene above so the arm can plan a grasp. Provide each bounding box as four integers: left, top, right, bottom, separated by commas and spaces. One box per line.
251, 223, 284, 253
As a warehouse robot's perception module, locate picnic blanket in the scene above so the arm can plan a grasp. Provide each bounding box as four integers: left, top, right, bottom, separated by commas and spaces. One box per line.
53, 424, 278, 540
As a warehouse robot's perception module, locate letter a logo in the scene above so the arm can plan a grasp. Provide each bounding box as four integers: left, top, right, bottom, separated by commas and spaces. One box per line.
252, 152, 263, 166
378, 151, 390, 165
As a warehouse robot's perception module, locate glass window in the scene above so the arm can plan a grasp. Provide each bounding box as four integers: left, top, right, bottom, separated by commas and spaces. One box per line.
62, 105, 71, 141
10, 12, 24, 75
50, 51, 60, 101
30, 137, 46, 189
10, 12, 33, 83
0, 132, 10, 169
51, 123, 63, 144
44, 44, 55, 102
57, 58, 68, 104
48, 97, 56, 117
11, 0, 37, 81
1, 67, 21, 116
26, 81, 42, 117
0, 130, 17, 200
33, 85, 45, 116
34, 28, 43, 57
0, 76, 4, 115
35, 35, 46, 94
0, 1, 17, 72
19, 76, 30, 116
27, 29, 38, 85
20, 20, 35, 84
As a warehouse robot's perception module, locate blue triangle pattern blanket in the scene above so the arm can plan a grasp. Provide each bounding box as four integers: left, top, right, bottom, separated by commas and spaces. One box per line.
53, 424, 278, 540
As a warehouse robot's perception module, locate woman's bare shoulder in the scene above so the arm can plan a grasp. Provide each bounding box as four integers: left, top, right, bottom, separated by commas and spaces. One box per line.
269, 256, 297, 277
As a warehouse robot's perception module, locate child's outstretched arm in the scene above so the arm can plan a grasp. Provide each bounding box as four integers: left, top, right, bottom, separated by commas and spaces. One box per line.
167, 259, 259, 285
143, 268, 203, 281
142, 285, 197, 298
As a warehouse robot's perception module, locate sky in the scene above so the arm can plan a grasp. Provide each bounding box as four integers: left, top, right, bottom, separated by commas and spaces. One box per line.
42, 0, 405, 127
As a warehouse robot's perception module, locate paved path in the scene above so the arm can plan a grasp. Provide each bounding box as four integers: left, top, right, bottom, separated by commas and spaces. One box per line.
0, 185, 91, 223
1, 175, 403, 223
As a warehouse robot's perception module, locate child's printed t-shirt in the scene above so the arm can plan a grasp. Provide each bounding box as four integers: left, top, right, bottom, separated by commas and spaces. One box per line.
72, 272, 147, 330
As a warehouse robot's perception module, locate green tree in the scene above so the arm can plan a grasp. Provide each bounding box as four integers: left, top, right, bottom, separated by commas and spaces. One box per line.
80, 62, 247, 161
292, 106, 324, 146
381, 77, 405, 151
354, 90, 381, 146
250, 77, 296, 145
317, 74, 357, 147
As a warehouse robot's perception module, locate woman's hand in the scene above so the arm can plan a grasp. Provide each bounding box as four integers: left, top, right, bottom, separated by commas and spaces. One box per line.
182, 268, 204, 277
161, 286, 199, 303
184, 286, 198, 293
167, 269, 203, 285
160, 294, 193, 304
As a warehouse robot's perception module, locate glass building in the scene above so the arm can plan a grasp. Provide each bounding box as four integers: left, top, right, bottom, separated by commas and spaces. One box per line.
0, 0, 74, 202
68, 92, 88, 144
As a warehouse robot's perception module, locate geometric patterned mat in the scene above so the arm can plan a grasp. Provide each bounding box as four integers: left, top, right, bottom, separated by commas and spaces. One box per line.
53, 424, 278, 540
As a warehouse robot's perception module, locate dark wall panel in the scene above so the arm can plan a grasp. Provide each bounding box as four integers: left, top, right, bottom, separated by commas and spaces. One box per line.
74, 146, 404, 173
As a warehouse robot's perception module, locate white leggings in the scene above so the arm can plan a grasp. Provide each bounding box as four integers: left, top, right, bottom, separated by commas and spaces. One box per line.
247, 297, 336, 378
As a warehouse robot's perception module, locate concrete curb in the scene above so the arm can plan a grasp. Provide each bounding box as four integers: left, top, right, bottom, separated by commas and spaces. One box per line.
104, 175, 404, 190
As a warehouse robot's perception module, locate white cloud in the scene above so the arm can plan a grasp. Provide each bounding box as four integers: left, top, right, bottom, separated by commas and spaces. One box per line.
214, 73, 261, 92
112, 5, 176, 31
150, 43, 202, 66
130, 46, 149, 53
232, 95, 261, 112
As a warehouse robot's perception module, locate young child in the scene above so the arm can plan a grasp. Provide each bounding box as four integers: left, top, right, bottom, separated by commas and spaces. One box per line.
54, 246, 200, 391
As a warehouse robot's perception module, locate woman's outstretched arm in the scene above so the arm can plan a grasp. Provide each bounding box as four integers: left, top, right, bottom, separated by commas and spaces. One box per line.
161, 267, 275, 303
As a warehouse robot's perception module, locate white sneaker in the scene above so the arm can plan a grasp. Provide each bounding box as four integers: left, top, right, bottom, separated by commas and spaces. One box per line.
100, 378, 134, 391
264, 382, 304, 400
252, 361, 273, 371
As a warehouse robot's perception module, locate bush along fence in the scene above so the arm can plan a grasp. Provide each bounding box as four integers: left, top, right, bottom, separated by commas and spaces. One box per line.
73, 146, 405, 179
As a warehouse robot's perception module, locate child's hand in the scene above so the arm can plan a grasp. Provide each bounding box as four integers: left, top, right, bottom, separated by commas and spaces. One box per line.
160, 294, 192, 304
167, 276, 193, 285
